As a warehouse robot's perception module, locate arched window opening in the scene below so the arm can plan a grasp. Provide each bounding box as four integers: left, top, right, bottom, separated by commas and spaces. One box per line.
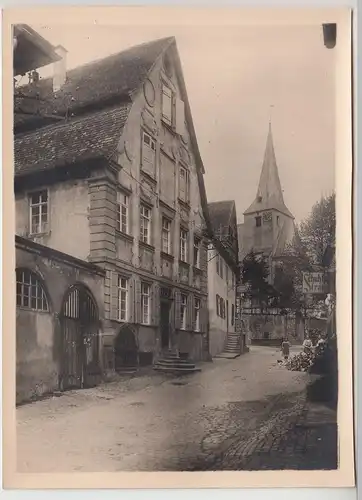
16, 268, 49, 312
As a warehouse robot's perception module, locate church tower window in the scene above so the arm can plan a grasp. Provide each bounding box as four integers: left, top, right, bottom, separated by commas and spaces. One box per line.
255, 216, 262, 227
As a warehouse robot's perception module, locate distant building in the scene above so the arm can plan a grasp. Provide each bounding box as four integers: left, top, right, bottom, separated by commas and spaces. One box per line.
14, 34, 212, 402
237, 124, 302, 345
207, 201, 241, 357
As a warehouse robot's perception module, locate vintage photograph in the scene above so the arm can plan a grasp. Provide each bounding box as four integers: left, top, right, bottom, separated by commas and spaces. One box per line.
7, 8, 353, 484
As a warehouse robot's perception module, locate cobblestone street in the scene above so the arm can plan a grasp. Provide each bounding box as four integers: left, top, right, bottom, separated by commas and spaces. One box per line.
16, 346, 337, 472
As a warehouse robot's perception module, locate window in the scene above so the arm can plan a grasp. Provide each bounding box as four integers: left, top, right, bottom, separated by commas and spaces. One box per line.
194, 297, 201, 332
16, 269, 48, 311
263, 332, 270, 340
29, 190, 48, 234
140, 205, 151, 244
117, 277, 129, 321
277, 215, 280, 226
231, 303, 235, 326
117, 192, 129, 234
180, 229, 188, 262
193, 238, 201, 268
179, 166, 189, 203
141, 131, 156, 177
226, 265, 229, 283
231, 272, 235, 289
220, 298, 226, 319
161, 217, 171, 254
141, 283, 151, 324
162, 84, 173, 125
216, 294, 220, 316
255, 216, 262, 227
180, 294, 188, 330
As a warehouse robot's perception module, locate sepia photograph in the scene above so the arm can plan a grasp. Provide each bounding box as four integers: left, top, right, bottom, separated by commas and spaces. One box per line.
3, 6, 354, 489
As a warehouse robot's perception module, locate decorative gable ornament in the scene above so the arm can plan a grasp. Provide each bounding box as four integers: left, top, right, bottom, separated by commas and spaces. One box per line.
140, 179, 154, 202
143, 79, 155, 107
262, 211, 272, 223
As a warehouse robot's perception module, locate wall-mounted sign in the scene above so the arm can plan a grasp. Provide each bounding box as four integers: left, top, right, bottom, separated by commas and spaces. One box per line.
302, 272, 325, 294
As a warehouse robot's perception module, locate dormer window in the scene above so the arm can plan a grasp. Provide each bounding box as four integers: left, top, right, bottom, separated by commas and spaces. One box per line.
255, 216, 262, 227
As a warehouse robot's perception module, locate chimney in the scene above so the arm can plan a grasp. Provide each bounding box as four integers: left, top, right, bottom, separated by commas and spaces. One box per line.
53, 45, 67, 92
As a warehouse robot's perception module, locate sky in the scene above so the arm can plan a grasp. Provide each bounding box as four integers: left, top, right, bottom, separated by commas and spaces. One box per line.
31, 22, 336, 223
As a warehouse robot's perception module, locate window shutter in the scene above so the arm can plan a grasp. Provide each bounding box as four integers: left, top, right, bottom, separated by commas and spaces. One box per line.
141, 135, 155, 176
162, 85, 172, 124
152, 283, 160, 326
175, 98, 185, 135
135, 279, 142, 324
110, 271, 119, 321
175, 290, 181, 330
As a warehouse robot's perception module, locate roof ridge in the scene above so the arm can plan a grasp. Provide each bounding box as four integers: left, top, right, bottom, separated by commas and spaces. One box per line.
18, 36, 175, 89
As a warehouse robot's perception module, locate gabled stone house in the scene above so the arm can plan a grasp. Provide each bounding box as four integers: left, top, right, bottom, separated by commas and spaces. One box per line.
14, 35, 212, 401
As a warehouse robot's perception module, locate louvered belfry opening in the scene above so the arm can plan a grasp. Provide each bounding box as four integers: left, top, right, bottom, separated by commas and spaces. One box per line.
60, 284, 100, 391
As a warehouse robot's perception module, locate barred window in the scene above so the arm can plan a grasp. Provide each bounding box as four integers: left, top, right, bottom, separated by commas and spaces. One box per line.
16, 269, 49, 311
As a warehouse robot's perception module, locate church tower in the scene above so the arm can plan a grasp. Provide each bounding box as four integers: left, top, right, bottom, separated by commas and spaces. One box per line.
241, 123, 295, 258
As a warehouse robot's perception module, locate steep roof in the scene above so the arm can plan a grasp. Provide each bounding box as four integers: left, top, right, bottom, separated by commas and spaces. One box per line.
208, 200, 235, 234
244, 123, 293, 218
15, 105, 130, 176
14, 37, 173, 175
14, 36, 174, 132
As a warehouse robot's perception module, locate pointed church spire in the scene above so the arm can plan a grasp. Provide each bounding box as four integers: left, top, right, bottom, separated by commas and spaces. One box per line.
244, 122, 293, 218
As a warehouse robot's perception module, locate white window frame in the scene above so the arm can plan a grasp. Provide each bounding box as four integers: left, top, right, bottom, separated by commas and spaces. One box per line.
29, 189, 49, 234
179, 165, 189, 203
16, 269, 49, 311
140, 204, 152, 245
161, 84, 173, 126
161, 217, 171, 254
117, 192, 129, 235
193, 238, 201, 268
180, 294, 188, 330
141, 131, 156, 177
141, 282, 151, 325
180, 228, 188, 262
194, 297, 201, 332
117, 276, 129, 322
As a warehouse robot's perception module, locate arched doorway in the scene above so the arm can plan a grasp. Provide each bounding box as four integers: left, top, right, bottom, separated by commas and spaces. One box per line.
60, 284, 100, 390
114, 325, 139, 372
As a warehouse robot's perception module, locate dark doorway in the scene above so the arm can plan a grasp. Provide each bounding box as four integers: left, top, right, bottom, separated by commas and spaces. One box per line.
160, 301, 171, 349
114, 325, 138, 371
60, 284, 99, 391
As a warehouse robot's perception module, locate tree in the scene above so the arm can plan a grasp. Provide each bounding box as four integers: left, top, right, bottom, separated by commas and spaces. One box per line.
299, 192, 336, 267
241, 251, 275, 308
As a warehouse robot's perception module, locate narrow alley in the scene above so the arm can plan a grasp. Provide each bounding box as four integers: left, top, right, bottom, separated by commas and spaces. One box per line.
16, 346, 337, 473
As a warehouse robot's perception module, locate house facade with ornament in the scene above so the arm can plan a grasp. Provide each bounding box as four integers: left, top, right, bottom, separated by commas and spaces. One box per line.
14, 35, 211, 402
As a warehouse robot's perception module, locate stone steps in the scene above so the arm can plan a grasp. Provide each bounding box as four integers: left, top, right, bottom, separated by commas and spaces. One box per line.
153, 350, 201, 374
